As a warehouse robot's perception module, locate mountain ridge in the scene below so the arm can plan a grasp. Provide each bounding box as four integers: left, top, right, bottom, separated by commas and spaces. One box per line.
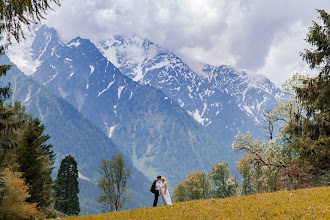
8, 25, 227, 187
97, 34, 285, 147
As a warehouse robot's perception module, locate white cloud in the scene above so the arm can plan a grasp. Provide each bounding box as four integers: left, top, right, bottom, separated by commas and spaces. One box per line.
44, 0, 330, 87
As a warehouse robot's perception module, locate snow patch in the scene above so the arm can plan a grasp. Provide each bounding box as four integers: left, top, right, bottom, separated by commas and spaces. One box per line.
38, 33, 52, 60
178, 99, 184, 108
69, 72, 74, 79
89, 65, 95, 75
78, 172, 90, 181
145, 59, 170, 72
191, 110, 205, 125
43, 73, 58, 85
118, 86, 125, 99
243, 105, 254, 116
64, 58, 73, 63
68, 40, 81, 47
109, 125, 117, 138
97, 81, 115, 97
6, 32, 41, 75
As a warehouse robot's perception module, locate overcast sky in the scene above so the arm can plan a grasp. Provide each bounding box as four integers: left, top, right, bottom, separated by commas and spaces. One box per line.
44, 0, 330, 87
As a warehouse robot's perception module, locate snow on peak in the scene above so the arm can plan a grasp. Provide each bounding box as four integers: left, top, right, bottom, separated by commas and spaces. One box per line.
97, 34, 167, 82
67, 39, 81, 47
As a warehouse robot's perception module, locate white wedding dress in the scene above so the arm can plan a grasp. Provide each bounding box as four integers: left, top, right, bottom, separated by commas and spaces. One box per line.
160, 181, 172, 205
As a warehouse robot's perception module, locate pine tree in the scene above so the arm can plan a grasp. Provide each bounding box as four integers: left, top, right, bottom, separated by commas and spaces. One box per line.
15, 117, 55, 209
54, 155, 80, 215
286, 10, 330, 177
0, 0, 61, 43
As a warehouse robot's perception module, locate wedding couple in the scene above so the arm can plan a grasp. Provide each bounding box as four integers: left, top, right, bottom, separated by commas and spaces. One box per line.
150, 175, 172, 207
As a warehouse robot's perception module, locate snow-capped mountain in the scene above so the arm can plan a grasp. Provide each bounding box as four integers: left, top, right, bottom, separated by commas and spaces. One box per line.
7, 25, 228, 187
202, 64, 284, 124
97, 35, 284, 145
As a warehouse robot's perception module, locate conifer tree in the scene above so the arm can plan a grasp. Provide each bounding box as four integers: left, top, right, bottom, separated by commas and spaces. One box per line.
285, 9, 330, 178
54, 155, 80, 215
15, 117, 55, 209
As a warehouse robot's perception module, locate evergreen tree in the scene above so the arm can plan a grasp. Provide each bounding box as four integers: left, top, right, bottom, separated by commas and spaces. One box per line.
0, 0, 60, 43
285, 9, 330, 178
15, 117, 55, 209
54, 155, 80, 215
97, 154, 131, 212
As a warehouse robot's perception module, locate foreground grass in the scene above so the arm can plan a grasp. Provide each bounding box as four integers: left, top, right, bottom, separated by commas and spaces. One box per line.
56, 187, 329, 219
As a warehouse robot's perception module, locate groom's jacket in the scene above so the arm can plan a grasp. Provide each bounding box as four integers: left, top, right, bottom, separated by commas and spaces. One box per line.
150, 180, 158, 193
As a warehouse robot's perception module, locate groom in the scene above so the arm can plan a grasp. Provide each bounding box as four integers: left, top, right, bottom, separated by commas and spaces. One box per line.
150, 175, 162, 207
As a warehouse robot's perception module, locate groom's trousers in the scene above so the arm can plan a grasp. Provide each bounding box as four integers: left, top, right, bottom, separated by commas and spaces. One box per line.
153, 190, 160, 207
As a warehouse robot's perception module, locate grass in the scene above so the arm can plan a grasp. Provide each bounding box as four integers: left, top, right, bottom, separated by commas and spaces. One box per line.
54, 187, 329, 219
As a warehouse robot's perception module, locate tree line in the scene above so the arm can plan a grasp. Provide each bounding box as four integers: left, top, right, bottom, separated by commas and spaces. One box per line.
173, 9, 329, 202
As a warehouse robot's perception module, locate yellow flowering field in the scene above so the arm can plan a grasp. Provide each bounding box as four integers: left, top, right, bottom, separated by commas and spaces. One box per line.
55, 187, 329, 220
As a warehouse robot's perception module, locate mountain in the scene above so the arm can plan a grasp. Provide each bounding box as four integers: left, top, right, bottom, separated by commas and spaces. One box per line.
0, 55, 152, 214
7, 25, 227, 186
97, 35, 284, 146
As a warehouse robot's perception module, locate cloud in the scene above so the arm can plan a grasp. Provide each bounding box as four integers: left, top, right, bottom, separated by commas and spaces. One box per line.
44, 0, 330, 87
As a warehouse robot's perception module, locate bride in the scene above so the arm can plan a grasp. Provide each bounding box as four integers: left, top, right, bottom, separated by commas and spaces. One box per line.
160, 177, 172, 205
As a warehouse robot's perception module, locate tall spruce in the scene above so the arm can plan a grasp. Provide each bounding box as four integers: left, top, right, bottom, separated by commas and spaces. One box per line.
287, 9, 330, 177
15, 117, 55, 208
54, 155, 80, 215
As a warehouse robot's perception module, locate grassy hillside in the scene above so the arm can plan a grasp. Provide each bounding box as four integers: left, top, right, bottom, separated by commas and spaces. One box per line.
53, 187, 329, 219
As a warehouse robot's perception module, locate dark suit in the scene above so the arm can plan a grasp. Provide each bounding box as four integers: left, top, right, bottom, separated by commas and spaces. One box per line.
150, 180, 160, 207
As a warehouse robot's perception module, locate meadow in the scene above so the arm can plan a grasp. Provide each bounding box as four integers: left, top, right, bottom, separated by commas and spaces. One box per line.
54, 187, 329, 219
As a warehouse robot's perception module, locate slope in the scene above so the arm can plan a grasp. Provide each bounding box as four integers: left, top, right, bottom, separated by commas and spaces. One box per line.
53, 187, 330, 219
0, 55, 152, 214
